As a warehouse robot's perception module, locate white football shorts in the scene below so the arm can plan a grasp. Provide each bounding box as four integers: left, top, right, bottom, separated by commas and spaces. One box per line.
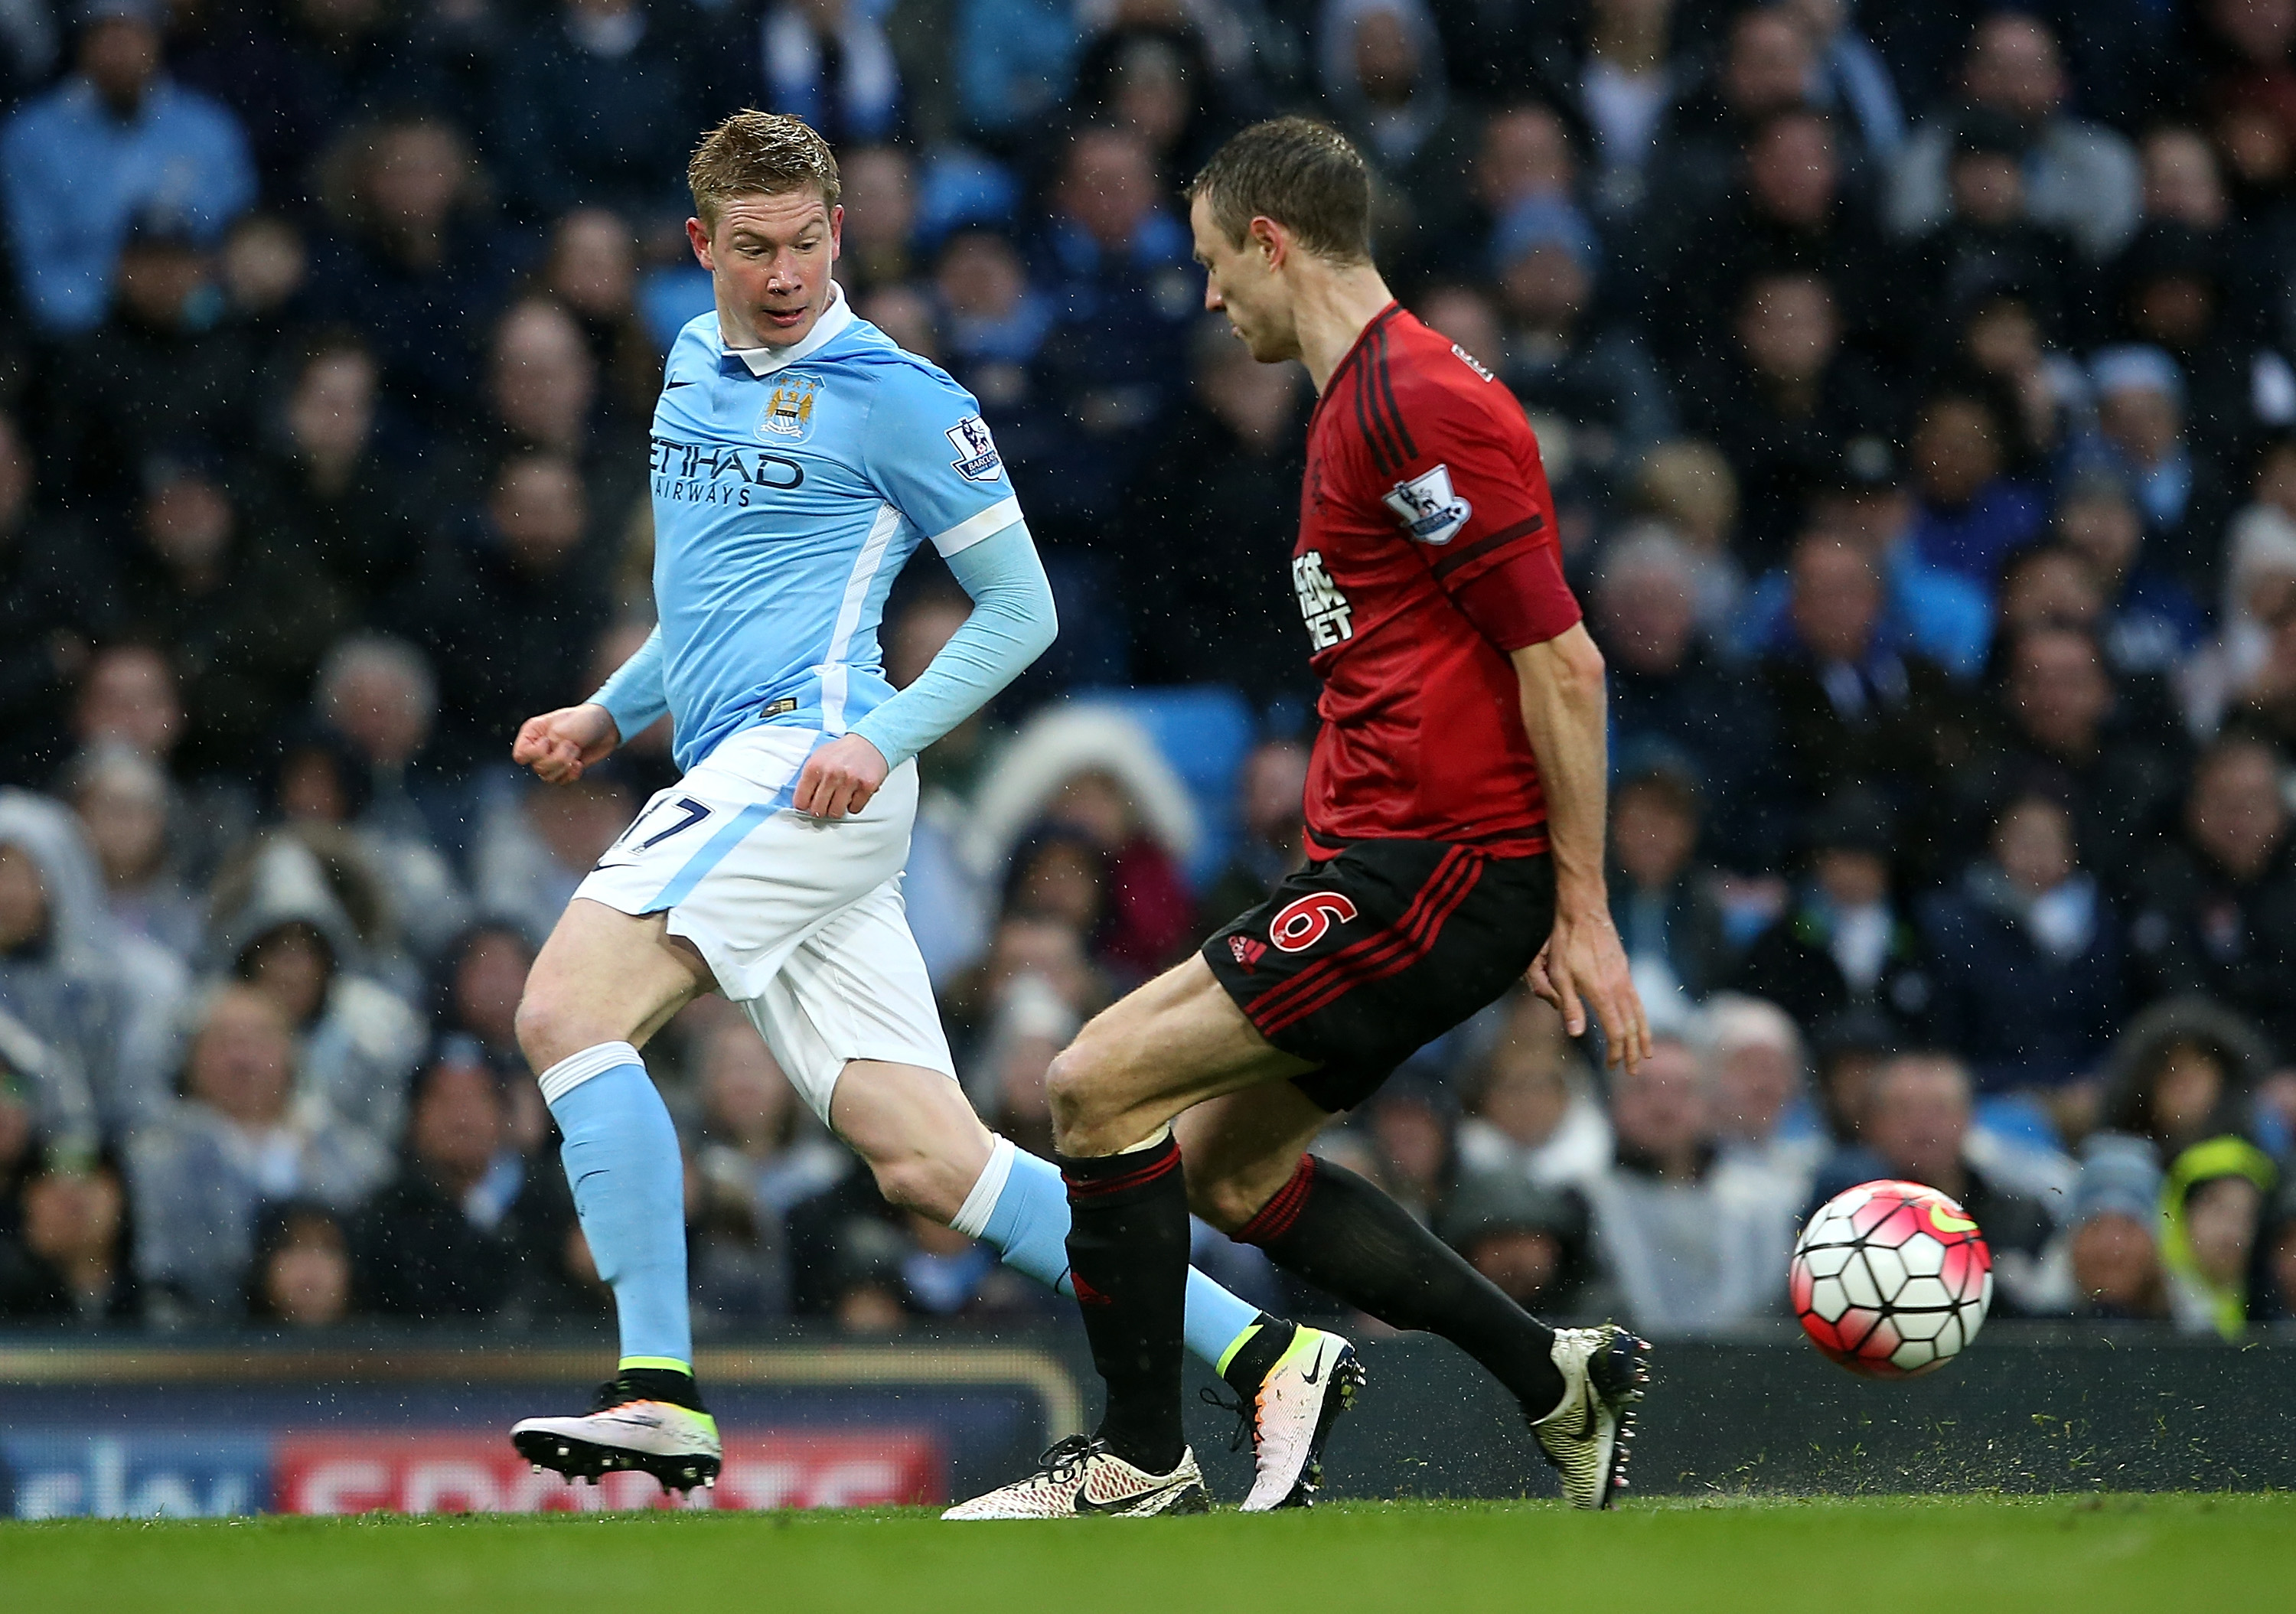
572, 723, 955, 1123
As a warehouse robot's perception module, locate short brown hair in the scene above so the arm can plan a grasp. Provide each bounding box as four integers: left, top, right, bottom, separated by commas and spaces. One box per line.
1188, 117, 1371, 265
687, 110, 841, 230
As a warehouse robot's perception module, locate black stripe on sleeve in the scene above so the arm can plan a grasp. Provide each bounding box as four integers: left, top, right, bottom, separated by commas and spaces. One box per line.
1430, 514, 1546, 579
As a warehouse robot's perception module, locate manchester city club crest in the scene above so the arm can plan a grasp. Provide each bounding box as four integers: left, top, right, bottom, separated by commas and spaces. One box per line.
758, 372, 823, 442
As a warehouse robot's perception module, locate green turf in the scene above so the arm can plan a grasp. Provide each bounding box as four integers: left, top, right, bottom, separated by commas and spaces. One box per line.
5, 1496, 2292, 1614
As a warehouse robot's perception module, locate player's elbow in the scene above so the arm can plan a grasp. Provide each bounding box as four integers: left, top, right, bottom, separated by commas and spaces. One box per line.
1018, 583, 1058, 664
1517, 625, 1604, 701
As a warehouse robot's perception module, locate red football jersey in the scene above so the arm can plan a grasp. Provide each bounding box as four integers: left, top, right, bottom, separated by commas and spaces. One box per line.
1291, 304, 1581, 859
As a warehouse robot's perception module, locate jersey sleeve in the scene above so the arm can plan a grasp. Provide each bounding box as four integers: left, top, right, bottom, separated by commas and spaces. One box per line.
1373, 369, 1580, 648
861, 363, 1025, 557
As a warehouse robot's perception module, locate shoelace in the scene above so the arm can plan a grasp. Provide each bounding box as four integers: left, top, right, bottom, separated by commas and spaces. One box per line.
1199, 1385, 1258, 1453
1033, 1433, 1105, 1482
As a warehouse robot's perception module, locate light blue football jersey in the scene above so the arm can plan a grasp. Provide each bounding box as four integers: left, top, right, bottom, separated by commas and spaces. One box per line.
647, 285, 1020, 770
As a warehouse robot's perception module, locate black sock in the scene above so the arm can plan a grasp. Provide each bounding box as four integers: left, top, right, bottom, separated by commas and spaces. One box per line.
1061, 1133, 1192, 1472
1218, 1312, 1299, 1398
618, 1366, 707, 1413
1238, 1155, 1566, 1417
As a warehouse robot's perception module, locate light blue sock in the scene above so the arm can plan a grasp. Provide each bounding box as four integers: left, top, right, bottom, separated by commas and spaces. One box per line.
954, 1138, 1262, 1368
540, 1042, 691, 1372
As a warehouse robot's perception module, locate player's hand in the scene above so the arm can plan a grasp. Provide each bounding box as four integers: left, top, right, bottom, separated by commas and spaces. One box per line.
794, 735, 889, 820
1529, 902, 1652, 1074
512, 703, 621, 784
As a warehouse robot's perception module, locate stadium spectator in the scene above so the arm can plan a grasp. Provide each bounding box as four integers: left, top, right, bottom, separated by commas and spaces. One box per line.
1754, 536, 1972, 839
1489, 197, 1674, 478
0, 412, 100, 787
1118, 316, 1312, 699
114, 465, 348, 784
1026, 126, 1195, 537
247, 1202, 354, 1329
1580, 1035, 1800, 1333
690, 1012, 843, 1325
237, 334, 425, 628
1197, 738, 1311, 932
1680, 270, 1896, 565
733, 0, 905, 154
491, 0, 694, 228
471, 768, 635, 950
1902, 384, 2048, 589
209, 836, 426, 1144
2161, 1134, 2277, 1337
415, 453, 612, 771
38, 207, 263, 506
2095, 996, 2274, 1161
0, 1146, 135, 1322
1591, 528, 1776, 856
1454, 990, 1613, 1188
1703, 993, 1821, 1189
1611, 758, 1734, 1006
64, 748, 198, 964
347, 1041, 577, 1322
2123, 737, 2296, 1057
0, 791, 127, 1146
2053, 476, 2206, 680
1965, 624, 2187, 889
1887, 13, 2141, 260
1917, 792, 2128, 1096
126, 983, 387, 1320
1735, 791, 1942, 1042
304, 110, 513, 427
1437, 1170, 1605, 1319
1645, 5, 1823, 249
2048, 1132, 2170, 1321
0, 0, 255, 332
2086, 344, 2240, 592
1734, 445, 1992, 681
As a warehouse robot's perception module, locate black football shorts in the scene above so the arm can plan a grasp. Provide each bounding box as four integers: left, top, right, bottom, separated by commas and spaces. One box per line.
1202, 838, 1556, 1113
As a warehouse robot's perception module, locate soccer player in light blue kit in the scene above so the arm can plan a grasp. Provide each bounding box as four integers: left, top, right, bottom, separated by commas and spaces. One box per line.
504, 113, 1354, 1511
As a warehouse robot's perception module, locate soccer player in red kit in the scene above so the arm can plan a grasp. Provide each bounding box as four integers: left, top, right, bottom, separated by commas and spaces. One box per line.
948, 119, 1654, 1521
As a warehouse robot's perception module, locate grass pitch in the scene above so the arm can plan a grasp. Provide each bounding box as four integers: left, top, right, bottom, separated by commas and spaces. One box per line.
4, 1495, 2289, 1614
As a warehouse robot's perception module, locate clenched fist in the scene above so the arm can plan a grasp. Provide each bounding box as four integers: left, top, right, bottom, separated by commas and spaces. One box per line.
794, 735, 889, 820
512, 703, 621, 784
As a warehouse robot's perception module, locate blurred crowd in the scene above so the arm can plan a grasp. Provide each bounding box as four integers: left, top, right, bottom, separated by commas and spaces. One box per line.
5, 0, 2296, 1341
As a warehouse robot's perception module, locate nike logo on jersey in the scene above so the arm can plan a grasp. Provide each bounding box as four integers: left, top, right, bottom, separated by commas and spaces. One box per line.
664, 380, 696, 390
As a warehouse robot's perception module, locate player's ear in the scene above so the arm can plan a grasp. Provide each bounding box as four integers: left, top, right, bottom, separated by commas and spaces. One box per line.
1248, 215, 1285, 270
686, 216, 715, 270
829, 203, 844, 260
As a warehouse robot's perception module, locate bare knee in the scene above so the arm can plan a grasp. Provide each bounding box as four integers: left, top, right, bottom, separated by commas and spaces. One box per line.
865, 1149, 967, 1224
1045, 1040, 1135, 1156
514, 982, 591, 1074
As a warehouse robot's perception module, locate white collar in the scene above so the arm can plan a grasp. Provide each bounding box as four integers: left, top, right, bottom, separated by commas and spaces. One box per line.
725, 282, 854, 377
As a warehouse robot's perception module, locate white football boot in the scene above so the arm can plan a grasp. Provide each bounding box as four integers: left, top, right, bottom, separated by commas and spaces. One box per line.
1528, 1325, 1649, 1510
511, 1380, 722, 1496
942, 1436, 1211, 1519
1231, 1326, 1365, 1511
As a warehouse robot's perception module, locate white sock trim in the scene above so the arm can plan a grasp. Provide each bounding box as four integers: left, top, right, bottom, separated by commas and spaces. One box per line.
538, 1041, 644, 1106
950, 1135, 1017, 1240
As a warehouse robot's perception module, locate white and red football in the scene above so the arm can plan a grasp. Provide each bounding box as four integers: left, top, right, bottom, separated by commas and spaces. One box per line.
1790, 1179, 1993, 1378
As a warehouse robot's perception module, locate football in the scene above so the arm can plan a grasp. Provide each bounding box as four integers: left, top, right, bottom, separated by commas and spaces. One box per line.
1791, 1180, 1994, 1379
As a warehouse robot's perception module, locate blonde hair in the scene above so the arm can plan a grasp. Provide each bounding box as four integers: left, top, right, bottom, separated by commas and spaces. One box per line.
687, 110, 842, 231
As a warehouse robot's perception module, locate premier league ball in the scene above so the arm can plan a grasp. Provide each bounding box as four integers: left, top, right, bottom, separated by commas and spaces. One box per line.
1790, 1180, 1993, 1378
